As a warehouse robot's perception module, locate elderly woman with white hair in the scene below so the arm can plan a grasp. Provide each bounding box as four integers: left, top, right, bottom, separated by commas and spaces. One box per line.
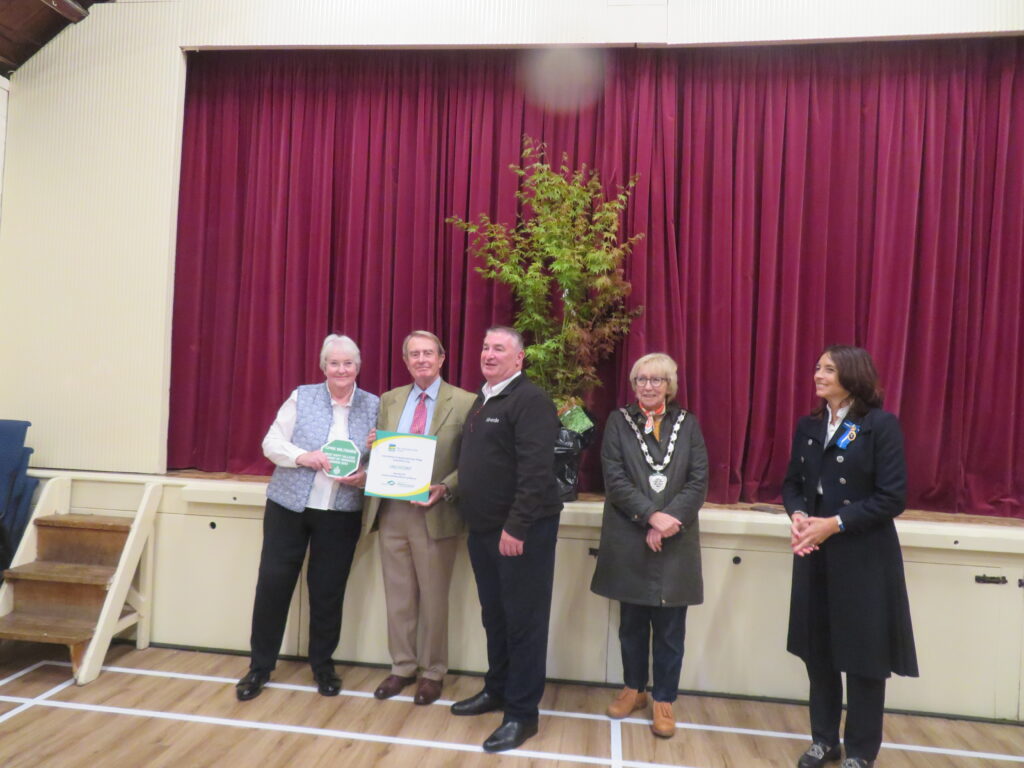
590, 353, 708, 739
236, 334, 379, 702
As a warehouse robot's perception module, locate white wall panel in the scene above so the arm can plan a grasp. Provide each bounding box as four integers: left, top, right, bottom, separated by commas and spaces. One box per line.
0, 3, 185, 473
181, 0, 1024, 49
0, 76, 8, 223
181, 0, 667, 48
667, 0, 1024, 46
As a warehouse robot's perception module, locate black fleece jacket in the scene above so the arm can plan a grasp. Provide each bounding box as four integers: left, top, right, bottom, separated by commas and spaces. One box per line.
457, 373, 563, 538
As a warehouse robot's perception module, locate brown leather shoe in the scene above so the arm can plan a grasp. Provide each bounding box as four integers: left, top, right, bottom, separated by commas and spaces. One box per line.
373, 674, 416, 700
413, 677, 442, 705
650, 700, 676, 738
607, 686, 648, 719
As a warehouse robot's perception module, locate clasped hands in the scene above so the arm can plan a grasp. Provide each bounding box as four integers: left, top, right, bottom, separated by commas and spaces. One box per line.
646, 511, 681, 552
790, 513, 840, 556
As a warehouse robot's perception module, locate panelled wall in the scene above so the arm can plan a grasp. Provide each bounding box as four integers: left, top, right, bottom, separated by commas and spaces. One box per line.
0, 3, 185, 473
0, 76, 8, 220
1, 0, 1023, 473
38, 470, 1024, 721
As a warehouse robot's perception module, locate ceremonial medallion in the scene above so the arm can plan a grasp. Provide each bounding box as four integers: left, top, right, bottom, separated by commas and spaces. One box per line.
649, 472, 668, 492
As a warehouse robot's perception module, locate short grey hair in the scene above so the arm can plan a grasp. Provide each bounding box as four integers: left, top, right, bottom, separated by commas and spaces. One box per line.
485, 325, 524, 351
319, 334, 361, 372
402, 330, 446, 358
629, 353, 679, 399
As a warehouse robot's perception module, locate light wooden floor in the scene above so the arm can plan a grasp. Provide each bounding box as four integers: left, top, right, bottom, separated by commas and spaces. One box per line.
0, 642, 1021, 768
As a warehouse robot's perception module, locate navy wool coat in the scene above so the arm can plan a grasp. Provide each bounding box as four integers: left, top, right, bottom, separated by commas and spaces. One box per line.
782, 407, 919, 679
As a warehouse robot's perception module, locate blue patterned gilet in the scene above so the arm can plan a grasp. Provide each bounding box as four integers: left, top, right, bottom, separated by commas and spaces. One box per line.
265, 383, 376, 513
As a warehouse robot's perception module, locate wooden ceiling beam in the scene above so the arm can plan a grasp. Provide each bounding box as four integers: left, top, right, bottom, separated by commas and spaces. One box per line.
0, 50, 20, 71
0, 25, 38, 68
36, 0, 88, 24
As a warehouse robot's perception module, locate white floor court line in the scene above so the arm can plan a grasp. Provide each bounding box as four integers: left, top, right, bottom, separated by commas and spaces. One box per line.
621, 714, 808, 740
0, 692, 620, 767
0, 672, 76, 726
1, 659, 1021, 765
0, 659, 50, 689
609, 719, 623, 768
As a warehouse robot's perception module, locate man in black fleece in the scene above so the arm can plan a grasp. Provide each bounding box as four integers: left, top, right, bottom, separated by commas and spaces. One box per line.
450, 326, 562, 753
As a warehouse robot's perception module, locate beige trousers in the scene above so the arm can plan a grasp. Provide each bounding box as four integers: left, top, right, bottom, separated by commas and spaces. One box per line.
378, 500, 458, 681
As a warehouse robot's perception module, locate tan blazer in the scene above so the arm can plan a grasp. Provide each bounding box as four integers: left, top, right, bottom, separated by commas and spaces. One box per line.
364, 380, 477, 540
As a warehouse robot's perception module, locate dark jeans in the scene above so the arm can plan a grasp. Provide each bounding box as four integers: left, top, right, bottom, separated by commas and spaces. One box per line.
619, 602, 688, 703
804, 550, 887, 761
249, 499, 361, 674
466, 513, 559, 722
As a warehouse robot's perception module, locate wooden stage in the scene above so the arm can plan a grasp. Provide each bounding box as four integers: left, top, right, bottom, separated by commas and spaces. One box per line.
0, 642, 1020, 768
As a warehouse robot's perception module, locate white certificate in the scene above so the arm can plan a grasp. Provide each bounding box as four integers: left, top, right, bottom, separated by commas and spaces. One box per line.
365, 430, 438, 502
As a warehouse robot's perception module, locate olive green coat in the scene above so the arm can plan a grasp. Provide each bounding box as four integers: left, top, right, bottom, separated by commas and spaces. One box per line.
590, 402, 708, 607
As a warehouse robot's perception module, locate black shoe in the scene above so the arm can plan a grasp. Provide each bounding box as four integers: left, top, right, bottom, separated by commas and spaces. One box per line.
450, 689, 504, 716
314, 668, 342, 697
235, 669, 270, 701
482, 719, 538, 752
797, 742, 841, 768
840, 760, 874, 768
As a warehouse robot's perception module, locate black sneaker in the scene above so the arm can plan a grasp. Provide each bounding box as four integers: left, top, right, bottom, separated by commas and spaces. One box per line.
797, 742, 841, 768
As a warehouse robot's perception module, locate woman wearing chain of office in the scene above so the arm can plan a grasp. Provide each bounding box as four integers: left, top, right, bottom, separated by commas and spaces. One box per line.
590, 352, 708, 740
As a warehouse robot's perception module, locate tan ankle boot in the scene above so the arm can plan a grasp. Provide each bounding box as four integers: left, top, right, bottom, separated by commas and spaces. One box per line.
650, 700, 676, 738
606, 687, 648, 719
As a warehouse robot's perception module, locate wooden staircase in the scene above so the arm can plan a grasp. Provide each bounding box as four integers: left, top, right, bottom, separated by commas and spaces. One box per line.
0, 476, 160, 684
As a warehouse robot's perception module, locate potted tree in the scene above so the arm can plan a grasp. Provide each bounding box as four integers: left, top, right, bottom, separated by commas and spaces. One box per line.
448, 137, 643, 499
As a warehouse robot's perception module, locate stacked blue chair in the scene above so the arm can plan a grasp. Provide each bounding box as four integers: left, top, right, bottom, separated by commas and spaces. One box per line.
0, 419, 33, 572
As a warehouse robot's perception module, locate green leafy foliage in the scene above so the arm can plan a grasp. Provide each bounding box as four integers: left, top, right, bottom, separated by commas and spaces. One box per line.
448, 136, 644, 411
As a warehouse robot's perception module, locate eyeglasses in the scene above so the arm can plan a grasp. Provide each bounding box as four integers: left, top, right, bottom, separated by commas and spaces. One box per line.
635, 376, 666, 387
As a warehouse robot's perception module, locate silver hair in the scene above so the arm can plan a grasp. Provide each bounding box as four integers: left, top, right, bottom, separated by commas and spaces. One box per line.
485, 325, 525, 351
319, 334, 361, 371
402, 330, 446, 358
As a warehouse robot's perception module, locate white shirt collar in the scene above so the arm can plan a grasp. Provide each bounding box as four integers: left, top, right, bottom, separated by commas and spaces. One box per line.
326, 382, 356, 407
824, 402, 852, 445
826, 401, 851, 424
482, 371, 522, 402
412, 376, 443, 401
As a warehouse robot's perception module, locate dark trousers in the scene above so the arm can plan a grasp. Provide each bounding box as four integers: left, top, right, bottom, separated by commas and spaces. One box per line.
249, 499, 361, 674
804, 553, 887, 761
619, 602, 688, 703
806, 658, 886, 760
466, 513, 559, 722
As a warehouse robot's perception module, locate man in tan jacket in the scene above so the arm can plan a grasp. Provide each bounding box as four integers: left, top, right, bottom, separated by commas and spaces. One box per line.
365, 330, 476, 705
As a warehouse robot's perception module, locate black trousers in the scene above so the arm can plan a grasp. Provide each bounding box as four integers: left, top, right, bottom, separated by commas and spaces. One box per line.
804, 552, 887, 761
619, 602, 688, 703
466, 513, 559, 722
806, 658, 886, 760
249, 499, 361, 674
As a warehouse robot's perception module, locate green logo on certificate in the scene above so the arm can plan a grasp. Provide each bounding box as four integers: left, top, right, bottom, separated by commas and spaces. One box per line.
322, 439, 361, 478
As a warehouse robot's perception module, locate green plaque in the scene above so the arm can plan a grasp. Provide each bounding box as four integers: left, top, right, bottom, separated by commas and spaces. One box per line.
322, 439, 361, 478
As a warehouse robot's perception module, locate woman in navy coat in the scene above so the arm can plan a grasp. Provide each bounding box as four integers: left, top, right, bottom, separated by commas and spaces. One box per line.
783, 346, 918, 768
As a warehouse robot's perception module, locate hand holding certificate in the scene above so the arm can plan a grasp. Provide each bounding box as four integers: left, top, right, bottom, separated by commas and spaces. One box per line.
365, 430, 438, 502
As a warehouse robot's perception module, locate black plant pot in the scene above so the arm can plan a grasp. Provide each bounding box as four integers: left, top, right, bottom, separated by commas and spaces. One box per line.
553, 421, 596, 502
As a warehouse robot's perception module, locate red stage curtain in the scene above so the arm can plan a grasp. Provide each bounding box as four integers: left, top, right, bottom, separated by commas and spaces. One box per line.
170, 41, 1024, 518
